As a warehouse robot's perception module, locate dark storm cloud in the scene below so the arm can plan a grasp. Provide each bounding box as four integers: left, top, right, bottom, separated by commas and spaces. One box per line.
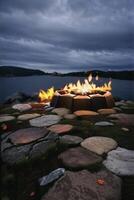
0, 0, 133, 72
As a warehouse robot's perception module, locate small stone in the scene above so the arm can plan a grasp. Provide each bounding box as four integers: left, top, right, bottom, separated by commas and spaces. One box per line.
41, 170, 121, 200
81, 136, 117, 155
12, 103, 32, 112
9, 127, 49, 145
60, 135, 83, 146
113, 107, 122, 112
52, 108, 70, 116
103, 147, 134, 176
0, 115, 15, 123
39, 168, 65, 186
48, 124, 73, 134
74, 110, 99, 117
29, 115, 61, 127
121, 127, 129, 132
45, 107, 54, 111
126, 100, 134, 104
115, 101, 126, 106
95, 121, 114, 126
98, 108, 116, 115
58, 147, 102, 169
64, 114, 76, 119
108, 113, 134, 126
17, 113, 40, 120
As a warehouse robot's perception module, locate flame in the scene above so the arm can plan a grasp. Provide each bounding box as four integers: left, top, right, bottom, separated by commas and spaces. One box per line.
39, 87, 54, 102
38, 74, 112, 102
63, 74, 112, 94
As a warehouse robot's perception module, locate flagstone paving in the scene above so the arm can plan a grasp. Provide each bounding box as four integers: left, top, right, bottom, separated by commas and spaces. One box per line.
52, 108, 70, 116
74, 110, 99, 116
98, 108, 117, 115
58, 147, 102, 169
48, 124, 73, 134
17, 113, 40, 120
12, 103, 32, 112
29, 115, 61, 127
0, 115, 15, 122
109, 113, 134, 126
1, 99, 134, 200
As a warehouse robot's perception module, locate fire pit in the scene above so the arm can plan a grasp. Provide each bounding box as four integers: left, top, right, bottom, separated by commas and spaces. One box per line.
39, 74, 115, 111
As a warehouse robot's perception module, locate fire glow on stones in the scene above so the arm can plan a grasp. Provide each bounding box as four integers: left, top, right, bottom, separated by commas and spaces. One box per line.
38, 74, 112, 103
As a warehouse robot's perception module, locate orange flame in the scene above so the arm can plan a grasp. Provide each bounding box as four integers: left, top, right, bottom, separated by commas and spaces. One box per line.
38, 74, 112, 102
63, 74, 112, 94
39, 87, 54, 102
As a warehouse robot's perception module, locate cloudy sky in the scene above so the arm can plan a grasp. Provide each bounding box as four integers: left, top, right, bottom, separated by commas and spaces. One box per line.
0, 0, 133, 72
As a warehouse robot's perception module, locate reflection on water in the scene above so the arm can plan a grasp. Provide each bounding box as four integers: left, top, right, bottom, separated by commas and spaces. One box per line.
0, 75, 134, 103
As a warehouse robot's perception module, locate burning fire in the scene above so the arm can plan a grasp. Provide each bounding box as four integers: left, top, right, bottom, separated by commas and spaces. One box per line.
39, 74, 112, 102
39, 87, 54, 102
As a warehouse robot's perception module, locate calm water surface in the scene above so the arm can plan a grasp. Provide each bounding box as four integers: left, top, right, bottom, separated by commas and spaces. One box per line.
0, 75, 134, 103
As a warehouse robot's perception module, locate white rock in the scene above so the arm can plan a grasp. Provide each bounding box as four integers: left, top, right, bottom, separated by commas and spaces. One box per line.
81, 136, 117, 155
12, 103, 32, 112
103, 147, 134, 176
29, 115, 61, 127
17, 113, 40, 121
95, 121, 114, 126
0, 115, 15, 122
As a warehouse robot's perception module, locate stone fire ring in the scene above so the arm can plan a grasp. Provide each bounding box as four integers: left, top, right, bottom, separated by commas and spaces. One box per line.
51, 91, 114, 111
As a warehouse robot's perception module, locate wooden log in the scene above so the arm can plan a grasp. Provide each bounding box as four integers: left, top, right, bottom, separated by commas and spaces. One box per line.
104, 92, 115, 108
51, 94, 74, 110
72, 96, 92, 112
51, 92, 114, 111
90, 95, 107, 111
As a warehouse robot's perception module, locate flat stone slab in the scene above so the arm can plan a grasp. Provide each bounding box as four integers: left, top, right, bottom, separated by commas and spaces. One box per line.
74, 110, 99, 117
59, 135, 83, 146
81, 136, 117, 155
52, 108, 70, 116
17, 113, 40, 120
115, 101, 126, 107
48, 124, 73, 134
95, 121, 114, 126
2, 145, 31, 165
109, 113, 134, 126
98, 109, 116, 115
2, 132, 58, 165
64, 114, 76, 119
41, 170, 121, 200
58, 147, 102, 169
39, 168, 65, 186
29, 115, 61, 127
12, 103, 32, 112
9, 127, 49, 145
0, 115, 15, 122
103, 147, 134, 176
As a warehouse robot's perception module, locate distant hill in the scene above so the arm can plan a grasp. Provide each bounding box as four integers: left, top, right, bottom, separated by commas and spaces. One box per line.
62, 70, 134, 80
0, 66, 46, 77
0, 66, 134, 80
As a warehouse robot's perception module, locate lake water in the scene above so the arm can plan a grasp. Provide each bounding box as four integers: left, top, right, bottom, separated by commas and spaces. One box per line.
0, 75, 134, 103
